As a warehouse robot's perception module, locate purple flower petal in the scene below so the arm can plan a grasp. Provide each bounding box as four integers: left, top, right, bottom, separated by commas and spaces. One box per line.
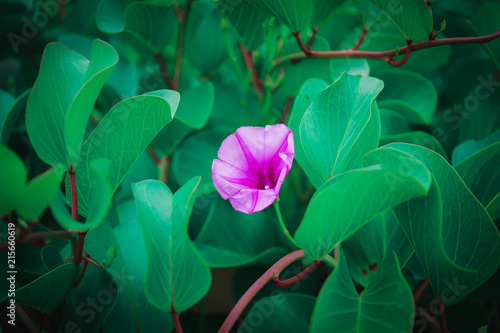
212, 124, 294, 214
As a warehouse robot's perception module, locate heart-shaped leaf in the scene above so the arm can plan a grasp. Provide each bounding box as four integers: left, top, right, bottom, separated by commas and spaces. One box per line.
299, 73, 383, 182
311, 248, 414, 333
133, 178, 211, 312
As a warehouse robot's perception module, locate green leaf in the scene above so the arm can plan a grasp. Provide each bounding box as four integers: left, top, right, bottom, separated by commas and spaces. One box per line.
376, 143, 500, 304
288, 78, 328, 188
26, 40, 118, 167
487, 193, 500, 221
52, 160, 112, 231
0, 145, 27, 215
295, 150, 431, 259
70, 90, 179, 216
311, 248, 414, 333
310, 0, 344, 28
1, 263, 78, 312
96, 0, 135, 34
172, 129, 230, 195
1, 89, 29, 145
240, 294, 316, 333
330, 58, 370, 81
0, 90, 15, 141
455, 142, 500, 207
343, 209, 413, 286
471, 2, 500, 68
15, 165, 65, 221
376, 69, 437, 124
366, 0, 432, 41
245, 0, 313, 31
86, 220, 174, 332
379, 108, 411, 137
380, 131, 448, 160
194, 198, 286, 267
219, 0, 272, 50
125, 3, 177, 51
299, 73, 383, 182
133, 178, 211, 312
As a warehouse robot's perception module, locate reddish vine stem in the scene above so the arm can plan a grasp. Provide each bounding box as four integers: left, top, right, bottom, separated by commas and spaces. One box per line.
413, 278, 429, 302
218, 250, 305, 333
155, 52, 175, 89
173, 0, 194, 91
239, 43, 264, 98
279, 96, 293, 124
387, 39, 413, 67
292, 31, 313, 57
272, 259, 320, 288
351, 27, 368, 51
437, 300, 449, 333
69, 164, 86, 265
305, 28, 319, 50
274, 29, 500, 68
72, 252, 90, 288
415, 306, 441, 330
0, 230, 76, 252
82, 254, 104, 269
171, 307, 184, 333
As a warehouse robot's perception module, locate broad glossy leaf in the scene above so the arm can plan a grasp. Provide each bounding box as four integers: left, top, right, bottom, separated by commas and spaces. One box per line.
194, 198, 286, 267
379, 108, 410, 137
0, 90, 15, 141
52, 160, 112, 231
245, 0, 312, 31
471, 2, 500, 67
366, 0, 432, 41
343, 209, 413, 286
1, 263, 78, 312
69, 90, 179, 216
1, 89, 29, 144
219, 0, 272, 50
240, 294, 316, 333
133, 178, 211, 312
172, 129, 230, 194
299, 73, 383, 182
380, 131, 448, 160
125, 3, 177, 51
86, 220, 174, 332
288, 78, 328, 188
455, 142, 500, 207
96, 0, 135, 34
295, 150, 431, 259
377, 69, 437, 124
15, 165, 65, 221
487, 193, 500, 221
0, 145, 26, 214
26, 40, 118, 167
374, 143, 500, 304
311, 249, 413, 333
330, 58, 370, 81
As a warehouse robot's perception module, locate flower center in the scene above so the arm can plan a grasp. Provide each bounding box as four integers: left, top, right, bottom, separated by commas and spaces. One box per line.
264, 185, 270, 190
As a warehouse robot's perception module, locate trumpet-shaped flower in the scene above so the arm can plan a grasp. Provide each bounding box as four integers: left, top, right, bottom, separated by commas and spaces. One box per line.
212, 124, 294, 214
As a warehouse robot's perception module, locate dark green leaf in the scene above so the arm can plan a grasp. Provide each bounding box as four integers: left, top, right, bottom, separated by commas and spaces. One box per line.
1, 89, 29, 145
310, 0, 343, 28
471, 2, 500, 68
245, 0, 313, 31
0, 145, 26, 215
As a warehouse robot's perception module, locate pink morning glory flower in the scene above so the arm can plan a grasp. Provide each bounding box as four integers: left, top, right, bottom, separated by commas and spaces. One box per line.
212, 124, 295, 214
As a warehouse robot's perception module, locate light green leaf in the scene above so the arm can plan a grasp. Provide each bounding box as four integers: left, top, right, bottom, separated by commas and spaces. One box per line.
375, 143, 500, 304
380, 131, 448, 160
295, 150, 431, 259
299, 73, 383, 182
64, 39, 119, 163
133, 178, 211, 312
311, 249, 413, 333
240, 294, 316, 333
52, 160, 112, 231
366, 0, 432, 41
70, 90, 179, 216
194, 198, 286, 267
377, 69, 437, 124
288, 78, 328, 188
15, 165, 65, 221
0, 145, 27, 215
1, 263, 78, 312
452, 129, 500, 165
